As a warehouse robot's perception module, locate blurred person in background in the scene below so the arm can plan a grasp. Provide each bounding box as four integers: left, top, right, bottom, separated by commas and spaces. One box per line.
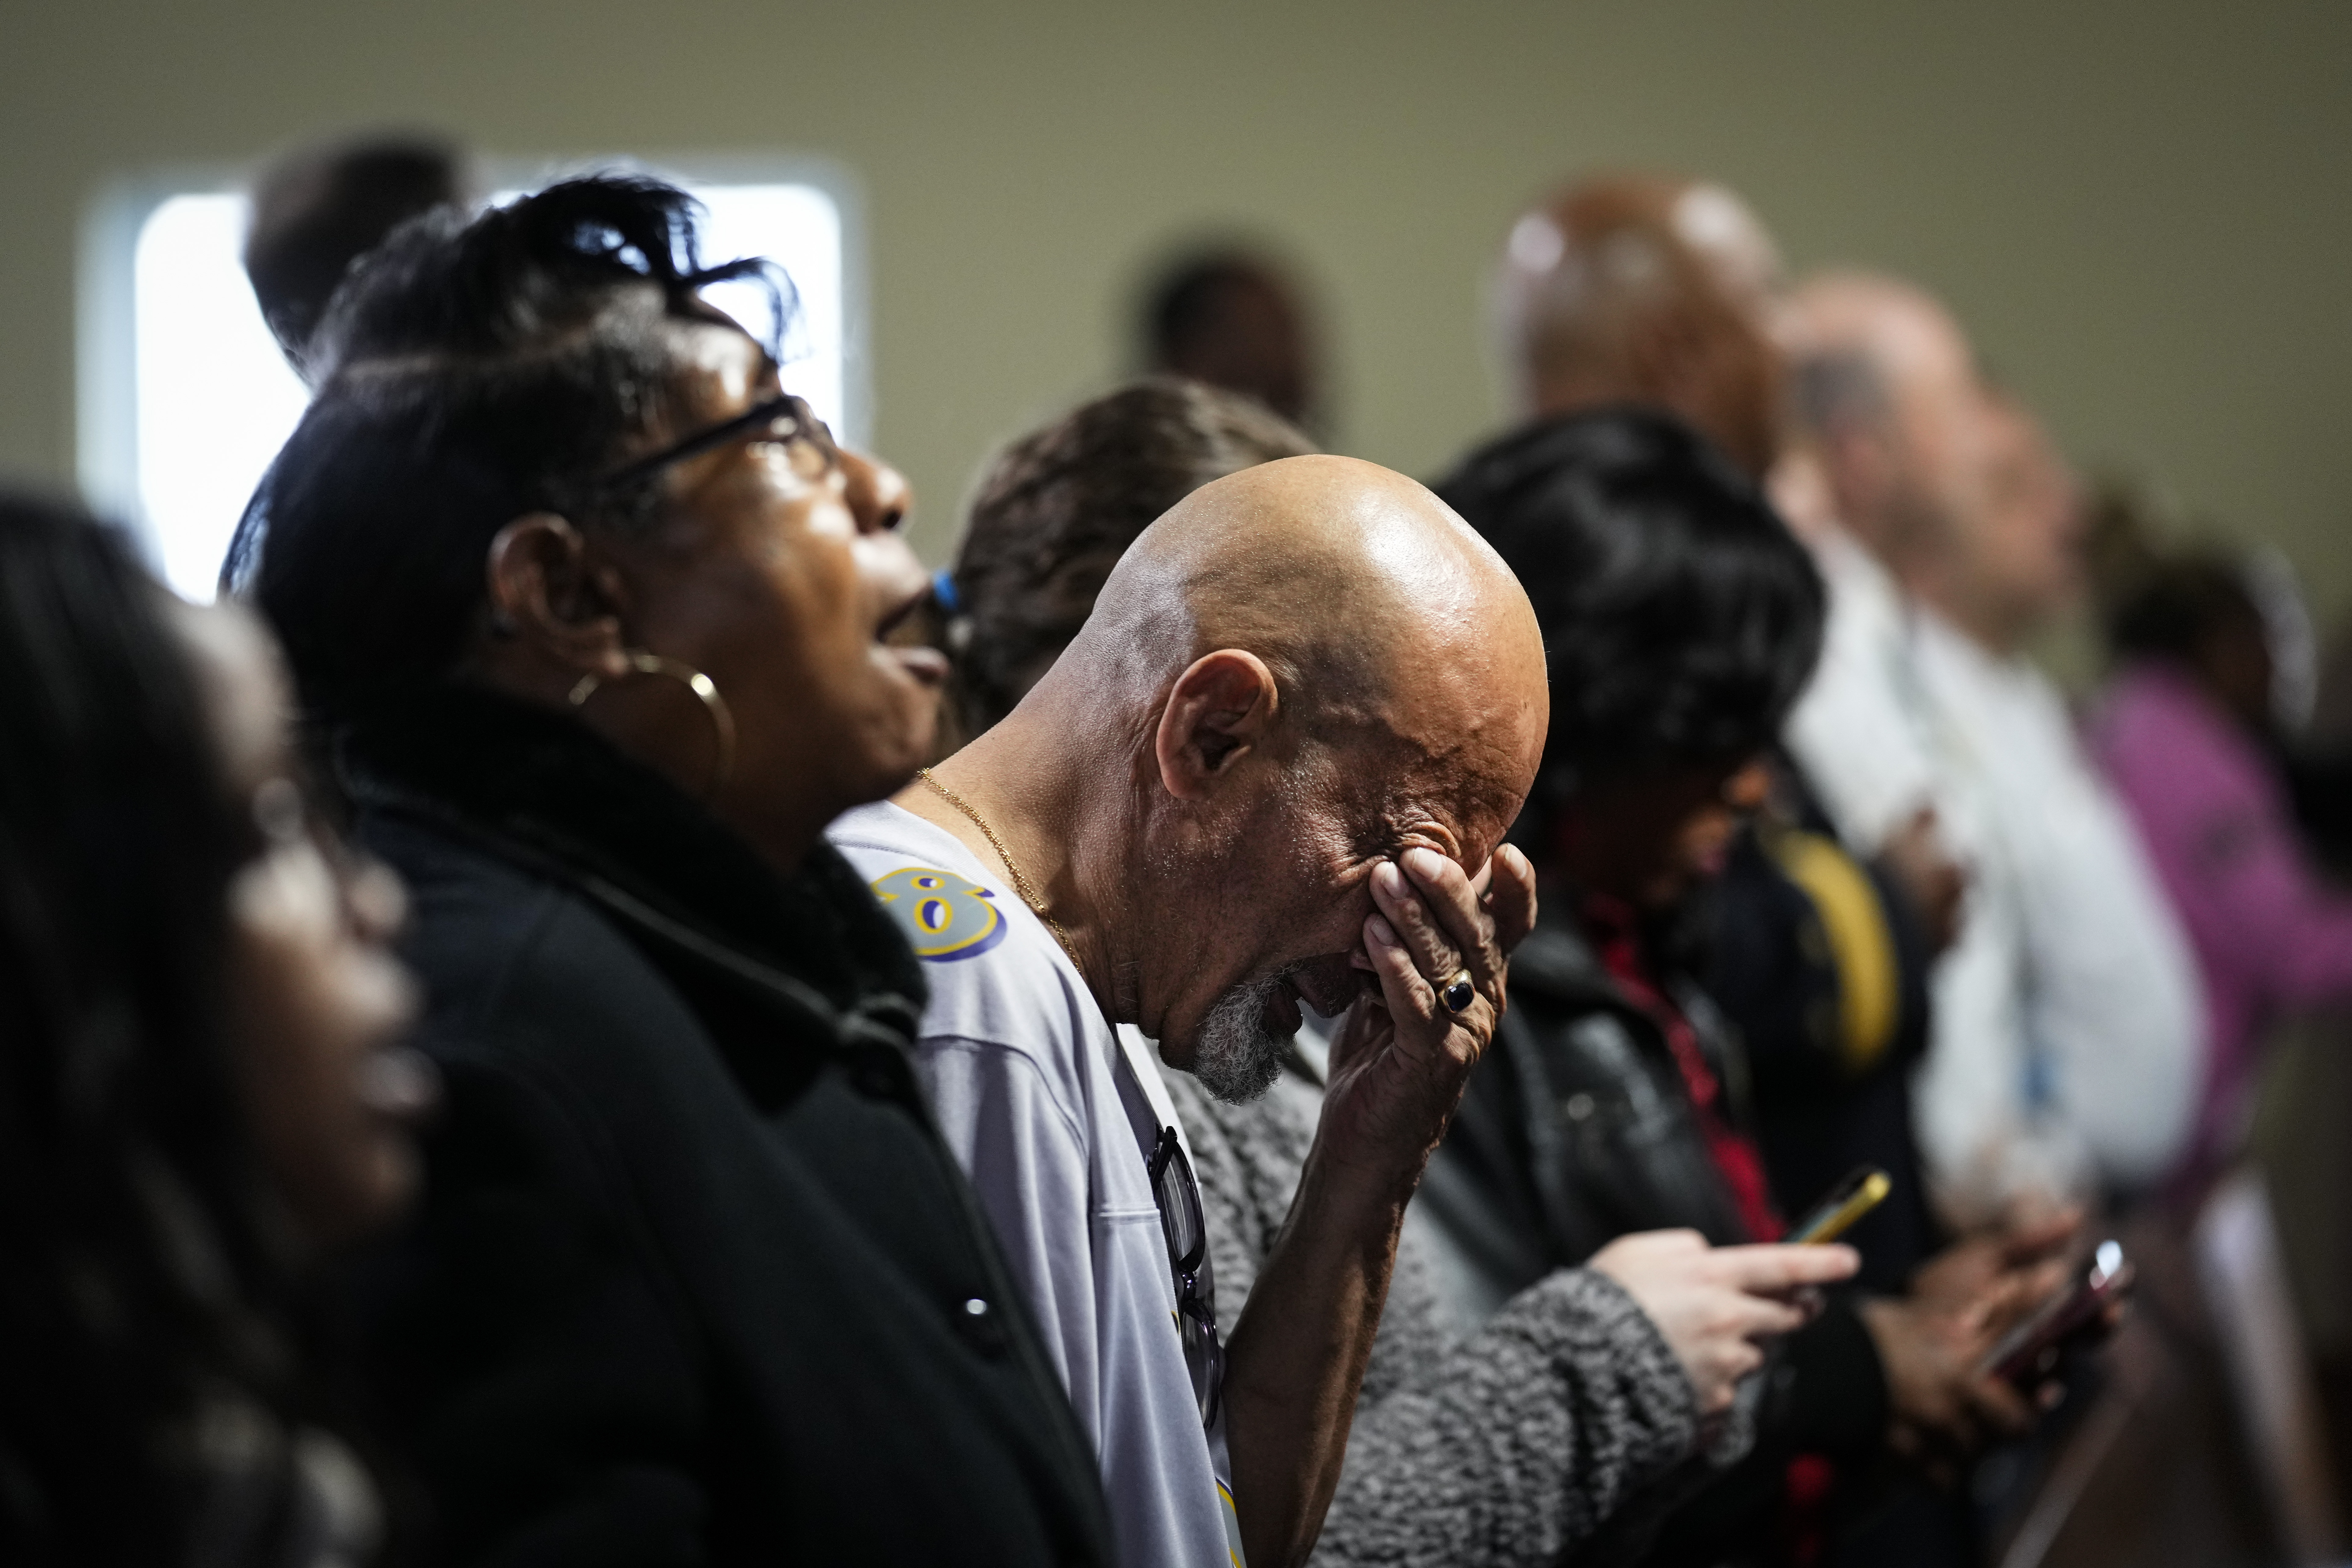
1140, 245, 1324, 431
243, 132, 471, 383
1429, 410, 2070, 1568
2289, 614, 2352, 872
1493, 173, 1961, 1300
0, 492, 427, 1566
229, 176, 1114, 1567
1491, 171, 1785, 478
2087, 542, 2352, 1196
942, 378, 1862, 1568
1783, 274, 2200, 1225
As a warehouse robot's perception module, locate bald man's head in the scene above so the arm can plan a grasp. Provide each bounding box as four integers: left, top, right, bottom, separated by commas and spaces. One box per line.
1061, 454, 1545, 835
1784, 271, 1994, 576
1497, 173, 1785, 476
1016, 454, 1546, 1096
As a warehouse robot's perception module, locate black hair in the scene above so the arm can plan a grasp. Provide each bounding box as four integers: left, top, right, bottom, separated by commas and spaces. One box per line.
1435, 408, 1824, 817
1136, 248, 1316, 427
243, 133, 470, 378
947, 377, 1316, 734
2106, 549, 2264, 665
225, 174, 794, 720
1145, 254, 1269, 362
0, 491, 295, 1562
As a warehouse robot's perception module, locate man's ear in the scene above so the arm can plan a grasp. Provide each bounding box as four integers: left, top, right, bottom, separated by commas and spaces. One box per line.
1154, 649, 1279, 801
1819, 422, 1900, 528
484, 513, 632, 680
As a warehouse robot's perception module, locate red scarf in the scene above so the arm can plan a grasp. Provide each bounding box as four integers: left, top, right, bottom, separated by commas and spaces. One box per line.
1580, 892, 1783, 1244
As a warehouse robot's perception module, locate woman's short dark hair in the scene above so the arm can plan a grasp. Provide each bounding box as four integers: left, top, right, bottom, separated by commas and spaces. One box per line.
0, 491, 293, 1561
2106, 549, 2263, 666
226, 174, 792, 719
948, 376, 1315, 733
1435, 408, 1824, 807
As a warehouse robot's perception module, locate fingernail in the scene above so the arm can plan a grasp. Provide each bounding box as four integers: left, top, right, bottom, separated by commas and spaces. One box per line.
1373, 861, 1405, 897
1403, 846, 1446, 880
1367, 914, 1399, 948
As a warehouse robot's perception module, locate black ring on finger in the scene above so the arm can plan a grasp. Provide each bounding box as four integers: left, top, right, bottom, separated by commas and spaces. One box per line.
1439, 968, 1476, 1014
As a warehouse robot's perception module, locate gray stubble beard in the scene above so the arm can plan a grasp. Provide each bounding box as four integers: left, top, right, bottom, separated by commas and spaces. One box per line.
1185, 960, 1307, 1104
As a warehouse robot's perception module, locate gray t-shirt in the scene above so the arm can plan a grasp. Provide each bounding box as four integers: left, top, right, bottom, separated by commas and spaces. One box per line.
830, 802, 1243, 1568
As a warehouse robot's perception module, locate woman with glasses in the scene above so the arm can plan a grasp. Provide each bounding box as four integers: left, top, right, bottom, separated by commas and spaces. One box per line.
0, 492, 426, 1566
229, 177, 1113, 1568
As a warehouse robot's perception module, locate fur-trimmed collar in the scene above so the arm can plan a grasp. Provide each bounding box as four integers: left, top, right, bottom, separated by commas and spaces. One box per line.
336, 684, 924, 1019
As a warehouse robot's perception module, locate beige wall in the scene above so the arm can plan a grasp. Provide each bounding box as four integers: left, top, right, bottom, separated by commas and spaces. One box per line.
6, 2, 2350, 620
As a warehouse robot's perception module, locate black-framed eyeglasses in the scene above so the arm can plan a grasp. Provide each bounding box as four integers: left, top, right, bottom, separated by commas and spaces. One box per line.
1147, 1124, 1225, 1428
599, 391, 834, 489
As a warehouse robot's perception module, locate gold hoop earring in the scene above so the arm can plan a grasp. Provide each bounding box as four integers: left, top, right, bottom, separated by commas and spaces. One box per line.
568, 650, 737, 798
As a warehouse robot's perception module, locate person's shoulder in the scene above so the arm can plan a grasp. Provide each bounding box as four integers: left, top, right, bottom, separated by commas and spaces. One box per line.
363, 807, 723, 1098
829, 800, 1018, 970
828, 802, 1097, 1069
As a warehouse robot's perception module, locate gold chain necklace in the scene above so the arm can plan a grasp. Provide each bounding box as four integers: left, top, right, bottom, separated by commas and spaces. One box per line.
916, 769, 1084, 971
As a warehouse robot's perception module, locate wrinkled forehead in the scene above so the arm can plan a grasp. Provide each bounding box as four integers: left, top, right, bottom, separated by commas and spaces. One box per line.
1309, 694, 1540, 870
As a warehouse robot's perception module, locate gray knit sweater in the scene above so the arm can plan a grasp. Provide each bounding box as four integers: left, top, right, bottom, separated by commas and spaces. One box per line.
1163, 1058, 1709, 1567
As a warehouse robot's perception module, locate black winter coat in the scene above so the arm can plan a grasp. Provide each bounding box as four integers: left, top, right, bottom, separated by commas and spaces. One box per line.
339, 690, 1111, 1568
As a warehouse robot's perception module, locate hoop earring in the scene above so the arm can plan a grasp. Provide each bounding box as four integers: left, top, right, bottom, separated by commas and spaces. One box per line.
568, 650, 737, 798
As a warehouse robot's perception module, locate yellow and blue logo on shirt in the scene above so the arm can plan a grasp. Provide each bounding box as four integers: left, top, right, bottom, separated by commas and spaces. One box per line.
869, 867, 1009, 962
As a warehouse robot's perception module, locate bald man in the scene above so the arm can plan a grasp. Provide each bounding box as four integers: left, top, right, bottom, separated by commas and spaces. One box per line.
831, 456, 1547, 1568
1494, 173, 1786, 477
1782, 273, 2199, 1217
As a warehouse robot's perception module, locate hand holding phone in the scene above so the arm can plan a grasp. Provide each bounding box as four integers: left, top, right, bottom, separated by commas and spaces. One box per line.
1782, 1166, 1892, 1246
1980, 1239, 2134, 1387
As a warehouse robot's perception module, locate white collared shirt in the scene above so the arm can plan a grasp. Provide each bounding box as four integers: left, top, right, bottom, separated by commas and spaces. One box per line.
1785, 529, 2201, 1217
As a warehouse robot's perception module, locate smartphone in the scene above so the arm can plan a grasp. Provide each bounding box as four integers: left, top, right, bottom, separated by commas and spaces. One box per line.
1782, 1166, 1892, 1245
1981, 1239, 2135, 1387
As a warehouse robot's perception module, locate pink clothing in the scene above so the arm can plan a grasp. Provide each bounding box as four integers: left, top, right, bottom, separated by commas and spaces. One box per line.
2088, 662, 2352, 1173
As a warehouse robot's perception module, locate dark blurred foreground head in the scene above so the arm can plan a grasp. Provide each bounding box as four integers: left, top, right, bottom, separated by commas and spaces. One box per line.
232, 174, 942, 871
244, 133, 470, 381
1141, 247, 1322, 429
946, 376, 1314, 737
1438, 408, 1824, 908
0, 492, 419, 1566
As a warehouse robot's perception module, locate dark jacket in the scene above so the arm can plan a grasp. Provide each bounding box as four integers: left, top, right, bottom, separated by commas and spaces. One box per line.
1420, 903, 1888, 1565
340, 690, 1111, 1568
1705, 793, 1941, 1295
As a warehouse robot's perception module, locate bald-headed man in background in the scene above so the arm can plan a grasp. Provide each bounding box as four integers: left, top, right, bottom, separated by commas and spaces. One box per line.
1494, 172, 1786, 478
831, 455, 1810, 1568
1781, 274, 2200, 1220
1490, 174, 1965, 960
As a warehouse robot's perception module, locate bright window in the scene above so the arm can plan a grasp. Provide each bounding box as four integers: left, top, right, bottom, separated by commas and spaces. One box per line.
82, 166, 859, 602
